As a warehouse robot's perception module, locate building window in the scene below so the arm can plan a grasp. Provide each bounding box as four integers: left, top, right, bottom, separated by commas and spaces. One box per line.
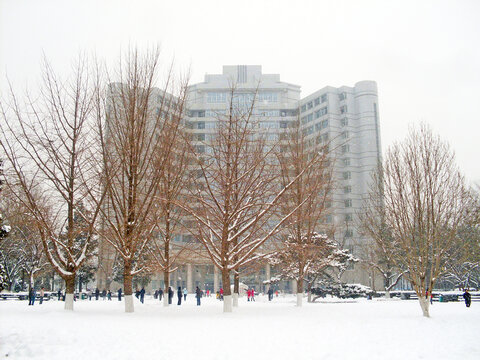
343, 171, 351, 180
301, 104, 307, 113
196, 133, 205, 141
340, 105, 348, 114
197, 121, 205, 129
321, 94, 327, 103
341, 118, 348, 127
345, 213, 353, 222
341, 131, 349, 139
195, 145, 205, 153
341, 145, 350, 154
345, 229, 353, 237
339, 92, 346, 101
344, 185, 352, 194
207, 92, 227, 103
345, 199, 352, 208
280, 121, 288, 129
314, 97, 320, 106
343, 158, 350, 166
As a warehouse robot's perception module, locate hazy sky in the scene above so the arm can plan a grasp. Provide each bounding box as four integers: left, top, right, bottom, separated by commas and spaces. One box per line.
1, 0, 479, 183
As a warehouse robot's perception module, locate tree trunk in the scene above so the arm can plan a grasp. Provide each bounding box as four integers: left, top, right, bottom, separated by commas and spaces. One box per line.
163, 271, 170, 307
233, 270, 239, 307
222, 267, 232, 312
419, 297, 430, 317
296, 277, 303, 307
385, 290, 391, 299
124, 260, 134, 313
65, 276, 75, 311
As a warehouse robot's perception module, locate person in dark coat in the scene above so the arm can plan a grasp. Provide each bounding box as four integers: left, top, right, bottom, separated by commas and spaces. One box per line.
102, 289, 107, 300
107, 290, 112, 300
268, 288, 273, 301
95, 288, 100, 300
158, 288, 163, 301
57, 289, 62, 301
463, 289, 472, 308
28, 287, 36, 306
168, 287, 174, 304
196, 286, 201, 306
177, 286, 182, 305
118, 288, 122, 301
140, 288, 146, 304
154, 290, 159, 299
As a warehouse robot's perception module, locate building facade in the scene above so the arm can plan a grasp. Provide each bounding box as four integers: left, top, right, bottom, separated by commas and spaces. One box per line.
97, 65, 383, 293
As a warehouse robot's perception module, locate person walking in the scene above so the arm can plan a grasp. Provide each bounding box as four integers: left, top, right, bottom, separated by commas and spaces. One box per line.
196, 286, 202, 306
177, 287, 182, 305
28, 287, 36, 306
463, 289, 472, 308
118, 288, 122, 301
251, 289, 255, 302
168, 287, 174, 304
158, 288, 163, 301
140, 287, 146, 304
268, 288, 273, 301
219, 288, 224, 301
247, 288, 251, 302
95, 288, 100, 301
57, 289, 62, 301
107, 290, 112, 300
39, 287, 45, 305
183, 288, 188, 301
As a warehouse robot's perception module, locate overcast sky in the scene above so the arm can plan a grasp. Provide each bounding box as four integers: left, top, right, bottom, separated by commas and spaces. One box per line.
1, 0, 479, 183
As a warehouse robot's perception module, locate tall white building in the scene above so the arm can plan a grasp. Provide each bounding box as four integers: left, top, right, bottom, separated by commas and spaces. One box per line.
97, 65, 382, 292
185, 65, 382, 287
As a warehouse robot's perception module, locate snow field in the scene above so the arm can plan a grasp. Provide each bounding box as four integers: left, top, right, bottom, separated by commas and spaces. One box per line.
1, 295, 479, 360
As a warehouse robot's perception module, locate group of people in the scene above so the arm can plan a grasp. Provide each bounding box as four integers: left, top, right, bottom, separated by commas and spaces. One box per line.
28, 287, 45, 305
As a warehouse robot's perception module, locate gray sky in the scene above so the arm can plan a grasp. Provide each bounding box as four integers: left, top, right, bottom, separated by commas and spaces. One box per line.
1, 0, 479, 183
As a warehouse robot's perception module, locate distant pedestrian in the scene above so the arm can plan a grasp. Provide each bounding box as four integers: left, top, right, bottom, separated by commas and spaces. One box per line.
118, 288, 122, 301
206, 289, 210, 297
196, 286, 202, 306
154, 290, 159, 299
28, 287, 36, 306
251, 289, 255, 302
247, 288, 251, 302
220, 288, 224, 301
158, 288, 163, 301
95, 288, 100, 300
177, 287, 182, 305
102, 289, 106, 300
275, 290, 279, 297
183, 288, 188, 301
39, 287, 45, 304
168, 287, 174, 304
463, 289, 472, 308
107, 290, 112, 300
57, 289, 62, 301
140, 288, 146, 304
268, 288, 273, 301
88, 289, 92, 300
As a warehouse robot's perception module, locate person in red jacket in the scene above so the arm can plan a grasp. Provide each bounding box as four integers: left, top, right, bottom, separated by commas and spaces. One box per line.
247, 289, 251, 302
219, 288, 224, 301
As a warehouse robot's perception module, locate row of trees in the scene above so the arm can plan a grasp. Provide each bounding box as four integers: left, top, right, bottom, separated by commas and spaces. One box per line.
0, 49, 350, 313
1, 48, 478, 317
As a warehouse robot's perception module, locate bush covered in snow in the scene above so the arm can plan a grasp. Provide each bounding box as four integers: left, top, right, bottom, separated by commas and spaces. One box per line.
311, 281, 374, 300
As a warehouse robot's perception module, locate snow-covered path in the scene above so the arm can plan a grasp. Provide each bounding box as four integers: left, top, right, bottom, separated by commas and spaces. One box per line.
1, 295, 479, 359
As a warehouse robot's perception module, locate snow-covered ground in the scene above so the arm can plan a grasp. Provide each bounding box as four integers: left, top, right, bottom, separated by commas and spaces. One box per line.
1, 294, 479, 360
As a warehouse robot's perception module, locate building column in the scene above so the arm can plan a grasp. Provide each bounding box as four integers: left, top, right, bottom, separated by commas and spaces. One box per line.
187, 264, 193, 293
214, 266, 219, 293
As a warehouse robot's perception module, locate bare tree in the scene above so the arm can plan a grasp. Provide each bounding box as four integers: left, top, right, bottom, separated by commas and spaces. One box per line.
374, 124, 473, 317
0, 56, 106, 310
359, 166, 407, 298
147, 110, 195, 306
97, 48, 189, 312
271, 119, 334, 306
184, 87, 316, 312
